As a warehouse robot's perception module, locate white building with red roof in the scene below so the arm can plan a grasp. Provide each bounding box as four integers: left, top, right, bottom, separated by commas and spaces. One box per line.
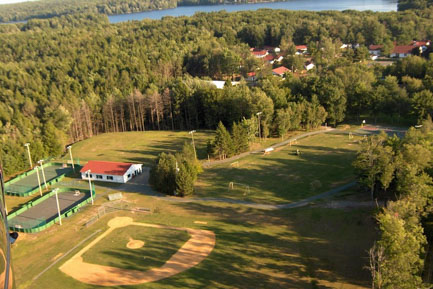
272, 66, 290, 77
251, 49, 268, 58
390, 45, 415, 58
80, 160, 143, 183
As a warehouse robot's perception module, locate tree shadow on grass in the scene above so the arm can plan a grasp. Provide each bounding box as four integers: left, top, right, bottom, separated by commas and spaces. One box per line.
162, 201, 375, 289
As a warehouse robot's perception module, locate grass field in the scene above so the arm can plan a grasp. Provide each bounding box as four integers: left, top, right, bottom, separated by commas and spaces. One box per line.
82, 225, 190, 271
8, 129, 378, 289
195, 132, 361, 204
12, 193, 375, 289
65, 131, 214, 166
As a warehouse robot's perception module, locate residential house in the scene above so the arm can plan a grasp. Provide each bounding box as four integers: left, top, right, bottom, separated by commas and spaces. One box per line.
251, 49, 268, 58
295, 45, 308, 55
390, 45, 415, 58
305, 62, 315, 71
369, 45, 383, 56
272, 66, 290, 77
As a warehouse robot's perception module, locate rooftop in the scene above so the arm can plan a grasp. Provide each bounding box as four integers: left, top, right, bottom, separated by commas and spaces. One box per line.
80, 160, 134, 176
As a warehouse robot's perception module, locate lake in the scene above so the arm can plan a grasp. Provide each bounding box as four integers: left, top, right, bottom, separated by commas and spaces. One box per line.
109, 0, 398, 23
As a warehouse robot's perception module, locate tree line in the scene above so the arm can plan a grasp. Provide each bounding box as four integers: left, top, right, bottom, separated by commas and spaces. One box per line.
353, 119, 433, 288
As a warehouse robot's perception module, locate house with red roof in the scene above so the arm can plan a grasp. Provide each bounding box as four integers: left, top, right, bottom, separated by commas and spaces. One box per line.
247, 72, 257, 82
272, 66, 290, 77
251, 49, 268, 58
390, 45, 415, 58
369, 44, 383, 56
80, 160, 143, 183
295, 45, 308, 55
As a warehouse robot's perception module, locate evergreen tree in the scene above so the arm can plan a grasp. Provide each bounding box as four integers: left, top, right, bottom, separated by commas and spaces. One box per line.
231, 122, 249, 154
149, 152, 177, 195
213, 121, 233, 160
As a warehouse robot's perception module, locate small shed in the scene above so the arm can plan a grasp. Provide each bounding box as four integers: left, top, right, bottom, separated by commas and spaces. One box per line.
80, 161, 143, 183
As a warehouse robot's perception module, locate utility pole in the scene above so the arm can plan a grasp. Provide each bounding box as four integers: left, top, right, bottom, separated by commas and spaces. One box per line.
37, 160, 48, 189
35, 166, 43, 196
256, 112, 262, 141
86, 170, 94, 205
24, 143, 32, 168
189, 130, 197, 160
67, 145, 75, 171
53, 188, 62, 225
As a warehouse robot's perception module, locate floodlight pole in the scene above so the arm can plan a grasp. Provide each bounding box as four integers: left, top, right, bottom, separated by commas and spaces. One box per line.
38, 160, 48, 189
24, 143, 32, 168
67, 145, 75, 171
53, 188, 62, 225
256, 112, 262, 141
189, 130, 197, 160
35, 166, 43, 196
0, 162, 8, 215
86, 170, 94, 205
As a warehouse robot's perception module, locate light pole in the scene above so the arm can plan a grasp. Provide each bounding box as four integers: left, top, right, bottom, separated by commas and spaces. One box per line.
67, 145, 74, 170
38, 160, 48, 189
35, 166, 43, 196
86, 170, 94, 205
256, 112, 262, 141
0, 162, 8, 215
189, 130, 197, 160
24, 143, 32, 168
53, 188, 62, 225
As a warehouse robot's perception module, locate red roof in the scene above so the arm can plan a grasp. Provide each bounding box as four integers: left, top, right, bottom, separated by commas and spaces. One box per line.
80, 160, 134, 176
272, 66, 290, 75
264, 54, 276, 61
247, 72, 256, 77
392, 45, 414, 54
252, 50, 267, 56
413, 40, 430, 47
296, 45, 308, 50
369, 45, 383, 50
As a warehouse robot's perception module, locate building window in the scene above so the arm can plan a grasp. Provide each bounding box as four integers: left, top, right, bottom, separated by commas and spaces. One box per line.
107, 176, 114, 180
127, 174, 131, 178
96, 175, 103, 179
86, 173, 93, 178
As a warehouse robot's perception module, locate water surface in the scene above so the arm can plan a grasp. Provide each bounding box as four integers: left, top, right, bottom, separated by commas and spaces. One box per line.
109, 0, 397, 22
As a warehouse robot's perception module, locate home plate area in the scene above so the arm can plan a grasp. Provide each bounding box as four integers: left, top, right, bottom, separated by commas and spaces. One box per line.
59, 217, 216, 286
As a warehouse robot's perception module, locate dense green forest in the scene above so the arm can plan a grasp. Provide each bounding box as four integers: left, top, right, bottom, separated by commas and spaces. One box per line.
1, 8, 433, 175
398, 0, 433, 11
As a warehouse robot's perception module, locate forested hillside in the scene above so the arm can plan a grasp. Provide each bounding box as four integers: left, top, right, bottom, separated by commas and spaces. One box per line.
1, 8, 433, 175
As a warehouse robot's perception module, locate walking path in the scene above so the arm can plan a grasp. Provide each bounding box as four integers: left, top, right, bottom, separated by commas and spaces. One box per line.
155, 181, 357, 210
202, 127, 335, 168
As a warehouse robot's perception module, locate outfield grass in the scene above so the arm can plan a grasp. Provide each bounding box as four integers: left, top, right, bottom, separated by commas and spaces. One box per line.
65, 131, 214, 166
82, 225, 190, 271
12, 192, 375, 289
195, 132, 361, 204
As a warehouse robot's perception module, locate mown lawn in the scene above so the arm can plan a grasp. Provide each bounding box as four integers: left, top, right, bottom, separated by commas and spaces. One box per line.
82, 225, 190, 271
64, 131, 214, 166
194, 132, 361, 204
13, 192, 375, 289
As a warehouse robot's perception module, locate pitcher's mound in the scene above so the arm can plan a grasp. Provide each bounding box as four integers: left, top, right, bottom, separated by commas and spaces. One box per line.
127, 239, 144, 249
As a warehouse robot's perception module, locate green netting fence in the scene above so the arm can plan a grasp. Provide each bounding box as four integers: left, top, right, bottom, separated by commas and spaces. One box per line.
7, 186, 95, 233
4, 162, 80, 197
